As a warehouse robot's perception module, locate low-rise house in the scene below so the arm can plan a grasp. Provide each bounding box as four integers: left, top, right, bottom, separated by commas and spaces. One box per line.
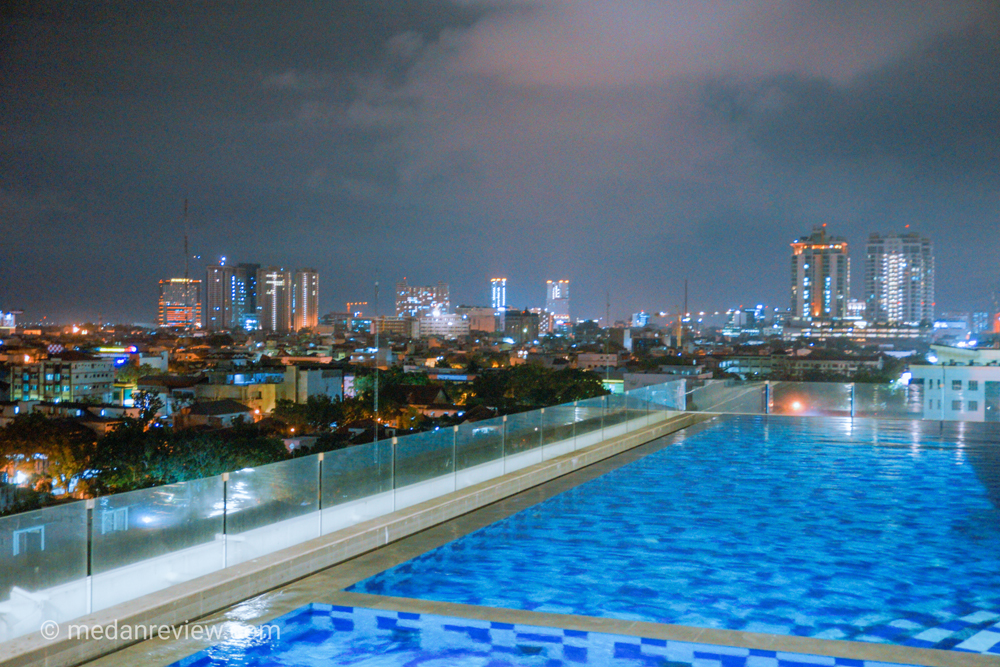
177, 399, 254, 429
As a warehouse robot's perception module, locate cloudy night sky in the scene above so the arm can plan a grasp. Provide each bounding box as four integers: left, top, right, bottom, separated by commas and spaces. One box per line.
1, 1, 998, 325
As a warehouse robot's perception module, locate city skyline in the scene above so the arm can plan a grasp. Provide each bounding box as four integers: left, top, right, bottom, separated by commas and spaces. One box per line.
2, 3, 997, 323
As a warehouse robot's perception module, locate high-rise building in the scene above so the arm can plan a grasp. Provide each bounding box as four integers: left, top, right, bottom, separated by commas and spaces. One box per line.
973, 312, 990, 334
234, 263, 260, 330
257, 267, 293, 333
490, 278, 506, 312
790, 227, 849, 321
293, 268, 320, 330
157, 278, 202, 328
505, 309, 540, 344
206, 260, 262, 330
205, 262, 234, 331
395, 279, 449, 317
545, 280, 570, 325
864, 232, 934, 325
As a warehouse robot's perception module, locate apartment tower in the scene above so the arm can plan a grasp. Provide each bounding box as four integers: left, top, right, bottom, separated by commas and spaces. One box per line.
790, 227, 850, 321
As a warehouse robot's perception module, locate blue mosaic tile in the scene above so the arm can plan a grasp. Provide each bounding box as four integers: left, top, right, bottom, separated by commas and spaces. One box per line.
171, 604, 926, 666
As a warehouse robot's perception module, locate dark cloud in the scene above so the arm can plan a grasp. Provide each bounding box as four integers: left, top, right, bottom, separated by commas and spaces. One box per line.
702, 25, 1000, 173
1, 0, 997, 323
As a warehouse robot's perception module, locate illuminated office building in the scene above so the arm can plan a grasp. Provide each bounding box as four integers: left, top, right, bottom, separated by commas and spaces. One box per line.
790, 228, 849, 321
396, 279, 449, 318
491, 278, 506, 312
157, 278, 202, 328
206, 260, 261, 330
293, 268, 320, 330
257, 267, 293, 333
864, 232, 934, 325
545, 280, 570, 325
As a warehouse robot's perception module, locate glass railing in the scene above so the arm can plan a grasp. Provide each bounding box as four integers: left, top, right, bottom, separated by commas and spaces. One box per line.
684, 379, 928, 420
0, 383, 686, 643
0, 377, 947, 645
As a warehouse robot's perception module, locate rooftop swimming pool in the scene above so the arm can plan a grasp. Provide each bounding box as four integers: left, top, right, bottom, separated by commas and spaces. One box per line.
349, 416, 1000, 655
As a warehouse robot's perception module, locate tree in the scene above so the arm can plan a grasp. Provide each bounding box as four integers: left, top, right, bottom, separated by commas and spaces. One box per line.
115, 363, 165, 385
0, 413, 99, 496
469, 366, 607, 411
273, 395, 343, 432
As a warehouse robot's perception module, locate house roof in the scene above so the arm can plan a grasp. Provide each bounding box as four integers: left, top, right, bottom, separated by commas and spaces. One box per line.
187, 399, 252, 416
395, 385, 450, 406
138, 375, 205, 389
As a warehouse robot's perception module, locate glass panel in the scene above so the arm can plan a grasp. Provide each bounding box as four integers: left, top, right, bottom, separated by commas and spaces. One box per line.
91, 476, 225, 575
853, 383, 924, 419
648, 380, 685, 411
394, 429, 455, 488
90, 476, 225, 610
225, 455, 320, 536
770, 381, 851, 416
574, 396, 605, 437
0, 503, 88, 640
629, 387, 652, 414
686, 380, 762, 413
603, 393, 628, 426
540, 404, 576, 445
455, 417, 504, 471
321, 440, 393, 508
504, 410, 542, 454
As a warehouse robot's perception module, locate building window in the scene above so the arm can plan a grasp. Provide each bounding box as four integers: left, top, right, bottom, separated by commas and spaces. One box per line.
952, 380, 962, 390
969, 380, 979, 391
951, 400, 962, 411
969, 401, 978, 411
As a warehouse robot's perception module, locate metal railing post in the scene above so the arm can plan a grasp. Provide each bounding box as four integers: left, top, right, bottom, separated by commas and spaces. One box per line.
452, 425, 458, 491
502, 415, 507, 474
539, 408, 545, 456
317, 452, 324, 536
391, 437, 398, 511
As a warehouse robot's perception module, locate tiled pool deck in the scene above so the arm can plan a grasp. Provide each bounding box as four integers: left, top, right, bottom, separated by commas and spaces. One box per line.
73, 418, 998, 667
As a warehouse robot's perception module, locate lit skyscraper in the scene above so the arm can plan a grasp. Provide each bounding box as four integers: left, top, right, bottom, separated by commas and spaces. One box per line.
205, 261, 234, 331
206, 260, 261, 330
864, 231, 934, 325
395, 279, 449, 317
257, 267, 293, 333
790, 227, 849, 321
157, 278, 202, 328
545, 280, 570, 325
234, 263, 260, 329
491, 278, 506, 312
293, 268, 319, 330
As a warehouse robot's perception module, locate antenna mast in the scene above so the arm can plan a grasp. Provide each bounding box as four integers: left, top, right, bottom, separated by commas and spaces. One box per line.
183, 199, 190, 329
684, 278, 688, 318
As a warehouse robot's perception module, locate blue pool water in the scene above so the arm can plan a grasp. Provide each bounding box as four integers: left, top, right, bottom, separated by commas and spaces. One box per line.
350, 416, 1000, 653
173, 604, 923, 666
